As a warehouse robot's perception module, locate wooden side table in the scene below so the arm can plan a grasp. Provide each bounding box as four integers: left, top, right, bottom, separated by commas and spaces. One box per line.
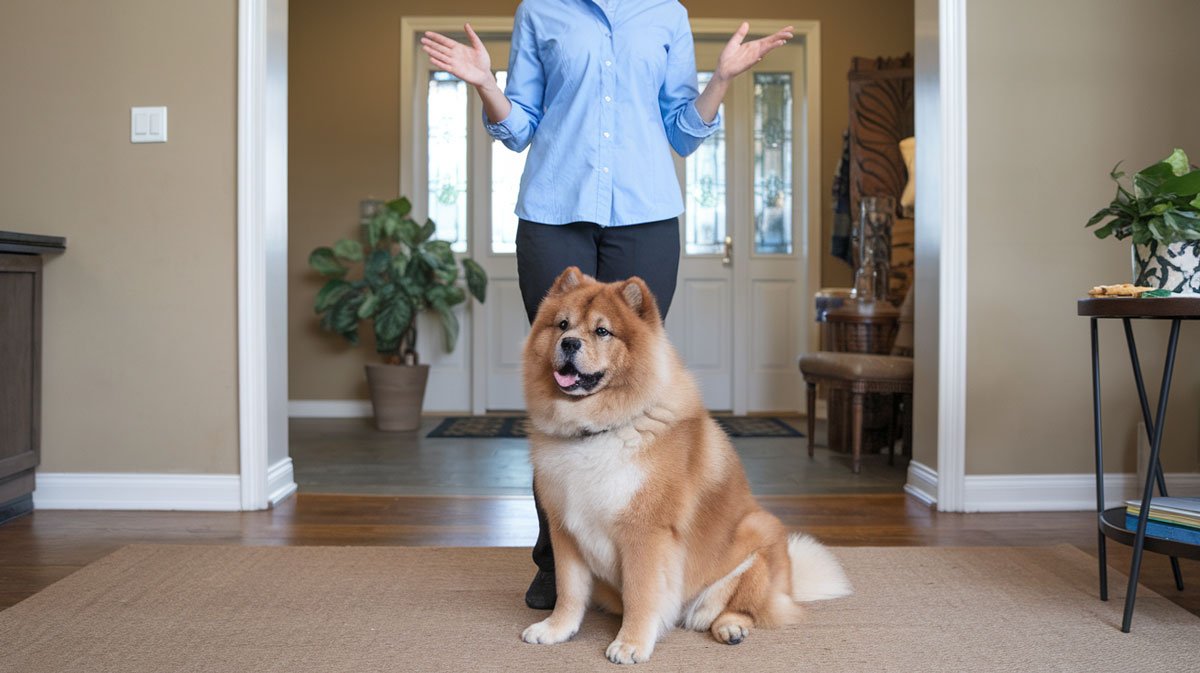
1079, 296, 1200, 632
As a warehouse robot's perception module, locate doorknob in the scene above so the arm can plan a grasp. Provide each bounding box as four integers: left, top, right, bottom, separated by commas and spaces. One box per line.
722, 235, 733, 266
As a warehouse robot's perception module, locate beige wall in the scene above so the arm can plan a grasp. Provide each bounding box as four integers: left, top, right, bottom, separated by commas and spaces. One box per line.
966, 0, 1200, 475
289, 0, 915, 401
0, 1, 239, 473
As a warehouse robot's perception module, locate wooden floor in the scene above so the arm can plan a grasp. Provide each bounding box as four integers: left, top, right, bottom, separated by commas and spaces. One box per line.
289, 417, 909, 496
1, 493, 1197, 620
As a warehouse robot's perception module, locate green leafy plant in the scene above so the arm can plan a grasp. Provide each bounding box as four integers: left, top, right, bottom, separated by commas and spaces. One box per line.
309, 197, 487, 365
1087, 148, 1200, 244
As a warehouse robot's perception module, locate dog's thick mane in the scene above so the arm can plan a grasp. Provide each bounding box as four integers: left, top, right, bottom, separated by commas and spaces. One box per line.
527, 330, 699, 440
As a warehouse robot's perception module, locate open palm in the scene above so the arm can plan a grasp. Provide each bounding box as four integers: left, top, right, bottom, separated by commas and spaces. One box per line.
421, 24, 493, 88
716, 23, 794, 81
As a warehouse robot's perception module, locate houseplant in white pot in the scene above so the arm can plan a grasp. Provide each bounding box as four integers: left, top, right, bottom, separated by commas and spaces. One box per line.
1086, 148, 1200, 293
310, 197, 487, 430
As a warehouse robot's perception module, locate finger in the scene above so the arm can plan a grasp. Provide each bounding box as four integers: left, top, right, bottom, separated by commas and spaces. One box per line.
465, 23, 484, 50
423, 31, 461, 49
421, 38, 455, 59
726, 21, 750, 47
429, 55, 455, 72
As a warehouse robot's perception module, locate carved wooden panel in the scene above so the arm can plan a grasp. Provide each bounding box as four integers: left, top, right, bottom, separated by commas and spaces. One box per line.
848, 54, 914, 305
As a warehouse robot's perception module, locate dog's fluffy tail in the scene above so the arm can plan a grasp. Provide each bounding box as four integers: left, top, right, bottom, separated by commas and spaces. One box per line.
787, 533, 853, 601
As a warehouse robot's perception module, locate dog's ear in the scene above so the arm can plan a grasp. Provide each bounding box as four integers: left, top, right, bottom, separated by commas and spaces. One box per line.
549, 266, 591, 296
620, 277, 660, 324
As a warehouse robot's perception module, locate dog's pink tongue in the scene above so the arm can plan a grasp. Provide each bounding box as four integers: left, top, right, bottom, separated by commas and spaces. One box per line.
554, 370, 579, 387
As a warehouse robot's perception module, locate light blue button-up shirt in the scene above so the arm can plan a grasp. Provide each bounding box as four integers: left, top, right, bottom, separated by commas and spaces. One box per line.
484, 0, 720, 227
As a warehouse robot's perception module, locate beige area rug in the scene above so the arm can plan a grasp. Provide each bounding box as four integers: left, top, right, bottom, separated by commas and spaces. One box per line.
1, 545, 1197, 673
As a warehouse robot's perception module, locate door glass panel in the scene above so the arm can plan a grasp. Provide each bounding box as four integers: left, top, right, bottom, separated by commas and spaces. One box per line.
428, 71, 468, 252
684, 72, 726, 256
753, 73, 792, 255
491, 71, 527, 254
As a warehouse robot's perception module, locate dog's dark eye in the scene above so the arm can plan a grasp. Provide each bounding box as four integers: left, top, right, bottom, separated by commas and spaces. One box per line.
595, 326, 610, 337
558, 319, 569, 331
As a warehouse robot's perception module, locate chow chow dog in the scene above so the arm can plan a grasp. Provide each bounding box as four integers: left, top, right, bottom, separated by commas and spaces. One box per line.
520, 268, 851, 664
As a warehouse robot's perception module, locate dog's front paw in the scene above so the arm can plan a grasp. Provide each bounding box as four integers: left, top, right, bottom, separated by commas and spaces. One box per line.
521, 618, 577, 645
605, 637, 654, 664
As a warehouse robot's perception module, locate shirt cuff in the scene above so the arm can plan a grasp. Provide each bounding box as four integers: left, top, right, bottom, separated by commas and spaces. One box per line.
482, 106, 524, 142
677, 102, 721, 138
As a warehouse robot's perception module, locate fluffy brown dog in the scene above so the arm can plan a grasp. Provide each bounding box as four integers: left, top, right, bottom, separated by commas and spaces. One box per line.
520, 268, 852, 664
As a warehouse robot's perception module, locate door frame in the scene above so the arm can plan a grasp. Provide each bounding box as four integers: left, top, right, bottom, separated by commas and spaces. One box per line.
238, 3, 969, 510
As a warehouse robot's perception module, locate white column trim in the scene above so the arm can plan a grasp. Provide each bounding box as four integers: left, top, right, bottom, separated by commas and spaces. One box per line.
936, 0, 968, 512
238, 0, 270, 511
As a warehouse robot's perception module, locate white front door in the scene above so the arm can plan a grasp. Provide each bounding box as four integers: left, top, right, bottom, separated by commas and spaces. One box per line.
408, 24, 814, 414
667, 41, 810, 413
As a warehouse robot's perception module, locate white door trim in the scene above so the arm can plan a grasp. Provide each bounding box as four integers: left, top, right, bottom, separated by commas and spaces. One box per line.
243, 7, 968, 510
238, 0, 292, 510
238, 0, 270, 511
935, 0, 968, 512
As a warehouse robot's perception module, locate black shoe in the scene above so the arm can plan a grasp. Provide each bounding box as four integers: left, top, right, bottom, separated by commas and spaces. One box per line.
524, 569, 557, 610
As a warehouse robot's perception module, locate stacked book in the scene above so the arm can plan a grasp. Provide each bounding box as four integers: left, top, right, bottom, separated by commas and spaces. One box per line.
1125, 497, 1200, 544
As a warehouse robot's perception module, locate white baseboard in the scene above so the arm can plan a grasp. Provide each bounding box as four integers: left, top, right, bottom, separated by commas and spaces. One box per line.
34, 473, 242, 511
902, 465, 1200, 512
266, 457, 297, 506
288, 399, 373, 418
963, 472, 1200, 512
904, 460, 938, 506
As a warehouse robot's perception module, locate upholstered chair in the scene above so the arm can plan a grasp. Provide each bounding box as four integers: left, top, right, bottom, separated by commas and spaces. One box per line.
799, 289, 914, 473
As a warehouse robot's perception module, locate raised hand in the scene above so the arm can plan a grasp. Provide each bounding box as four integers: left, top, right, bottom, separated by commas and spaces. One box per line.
715, 23, 794, 81
420, 23, 494, 89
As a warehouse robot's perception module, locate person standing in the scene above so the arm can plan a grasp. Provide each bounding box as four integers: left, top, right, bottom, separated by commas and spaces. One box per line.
422, 0, 792, 609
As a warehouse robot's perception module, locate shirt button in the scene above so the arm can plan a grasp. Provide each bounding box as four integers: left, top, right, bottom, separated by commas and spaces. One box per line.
602, 167, 609, 173
604, 60, 612, 67
604, 96, 611, 102
603, 131, 611, 138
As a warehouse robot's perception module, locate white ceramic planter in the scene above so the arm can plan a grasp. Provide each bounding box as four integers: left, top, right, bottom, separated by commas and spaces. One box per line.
1133, 240, 1200, 293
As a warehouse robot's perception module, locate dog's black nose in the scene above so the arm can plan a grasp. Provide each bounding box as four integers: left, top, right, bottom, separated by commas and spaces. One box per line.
560, 337, 581, 354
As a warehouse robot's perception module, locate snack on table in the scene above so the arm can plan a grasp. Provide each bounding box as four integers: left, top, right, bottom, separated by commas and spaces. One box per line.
1088, 283, 1156, 297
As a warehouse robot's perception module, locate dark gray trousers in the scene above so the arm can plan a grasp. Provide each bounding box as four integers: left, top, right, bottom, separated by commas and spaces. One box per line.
515, 217, 680, 572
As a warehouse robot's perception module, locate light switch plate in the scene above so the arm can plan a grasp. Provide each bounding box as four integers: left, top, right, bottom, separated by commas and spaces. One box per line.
131, 106, 167, 143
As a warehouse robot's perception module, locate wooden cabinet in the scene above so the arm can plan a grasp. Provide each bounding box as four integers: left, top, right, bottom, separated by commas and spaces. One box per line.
0, 232, 64, 525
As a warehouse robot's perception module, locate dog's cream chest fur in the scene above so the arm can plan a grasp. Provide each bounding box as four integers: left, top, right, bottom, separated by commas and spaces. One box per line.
531, 429, 646, 586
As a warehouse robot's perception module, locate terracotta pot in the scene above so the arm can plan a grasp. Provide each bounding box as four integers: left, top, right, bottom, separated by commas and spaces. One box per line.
1133, 240, 1200, 293
364, 364, 429, 431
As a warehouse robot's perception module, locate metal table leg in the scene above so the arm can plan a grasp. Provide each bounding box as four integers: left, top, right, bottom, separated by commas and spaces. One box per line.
1121, 319, 1185, 592
1089, 318, 1107, 601
1121, 318, 1182, 633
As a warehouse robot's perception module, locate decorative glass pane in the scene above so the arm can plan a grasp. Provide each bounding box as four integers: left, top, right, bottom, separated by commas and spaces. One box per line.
428, 71, 468, 253
491, 71, 527, 254
753, 73, 793, 255
684, 72, 726, 256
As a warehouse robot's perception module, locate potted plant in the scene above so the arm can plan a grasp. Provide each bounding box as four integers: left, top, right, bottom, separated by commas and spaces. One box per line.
1086, 148, 1200, 293
309, 197, 487, 430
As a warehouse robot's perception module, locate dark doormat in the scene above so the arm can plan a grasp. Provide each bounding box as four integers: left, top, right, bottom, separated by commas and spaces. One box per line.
426, 416, 802, 438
